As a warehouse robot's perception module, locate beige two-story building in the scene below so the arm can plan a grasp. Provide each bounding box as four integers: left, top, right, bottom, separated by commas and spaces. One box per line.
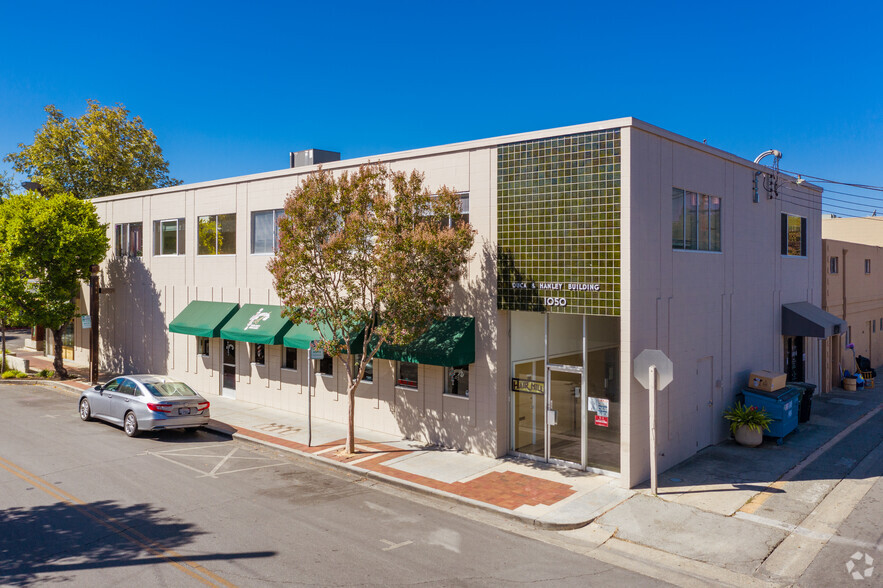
57, 118, 837, 488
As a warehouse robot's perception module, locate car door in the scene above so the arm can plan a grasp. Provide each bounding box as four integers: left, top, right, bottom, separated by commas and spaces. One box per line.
108, 378, 137, 424
93, 377, 121, 418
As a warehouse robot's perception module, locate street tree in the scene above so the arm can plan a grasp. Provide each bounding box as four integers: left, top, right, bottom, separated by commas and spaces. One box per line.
270, 164, 475, 454
0, 171, 14, 202
5, 100, 181, 199
0, 238, 27, 370
0, 192, 108, 378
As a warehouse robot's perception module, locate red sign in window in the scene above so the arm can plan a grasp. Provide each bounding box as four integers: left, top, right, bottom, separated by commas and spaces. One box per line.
595, 415, 609, 427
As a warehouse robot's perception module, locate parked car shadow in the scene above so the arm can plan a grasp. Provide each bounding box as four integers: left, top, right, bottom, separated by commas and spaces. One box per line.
0, 499, 274, 586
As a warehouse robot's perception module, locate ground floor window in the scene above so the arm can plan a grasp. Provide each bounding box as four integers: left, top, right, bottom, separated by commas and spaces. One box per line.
509, 311, 621, 473
197, 337, 210, 356
284, 347, 297, 370
352, 354, 373, 382
318, 354, 333, 376
253, 343, 265, 366
397, 362, 418, 388
445, 365, 469, 397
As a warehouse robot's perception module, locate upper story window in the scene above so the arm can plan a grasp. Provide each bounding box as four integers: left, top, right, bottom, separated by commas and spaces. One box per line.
198, 214, 236, 255
457, 193, 470, 226
115, 222, 143, 257
252, 209, 284, 254
830, 256, 839, 274
866, 259, 872, 274
672, 188, 721, 252
781, 213, 806, 257
153, 218, 185, 256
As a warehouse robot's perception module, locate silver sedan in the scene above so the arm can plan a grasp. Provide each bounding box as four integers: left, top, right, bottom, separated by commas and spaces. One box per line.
78, 375, 211, 437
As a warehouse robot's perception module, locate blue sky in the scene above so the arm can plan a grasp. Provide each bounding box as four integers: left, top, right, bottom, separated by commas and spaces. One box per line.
2, 1, 882, 215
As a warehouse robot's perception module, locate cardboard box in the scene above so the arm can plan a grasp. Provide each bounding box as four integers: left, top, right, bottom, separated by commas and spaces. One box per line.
749, 370, 787, 392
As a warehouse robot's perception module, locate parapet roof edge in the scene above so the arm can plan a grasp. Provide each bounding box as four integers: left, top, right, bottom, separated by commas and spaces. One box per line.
90, 116, 820, 202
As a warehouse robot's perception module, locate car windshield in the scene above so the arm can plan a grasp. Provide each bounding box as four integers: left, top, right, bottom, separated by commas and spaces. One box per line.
144, 381, 199, 397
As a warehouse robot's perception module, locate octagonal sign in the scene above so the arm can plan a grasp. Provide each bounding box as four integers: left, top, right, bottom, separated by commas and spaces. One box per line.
634, 349, 674, 390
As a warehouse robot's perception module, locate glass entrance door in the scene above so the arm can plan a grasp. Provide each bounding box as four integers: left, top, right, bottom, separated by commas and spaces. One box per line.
546, 367, 582, 463
222, 339, 236, 398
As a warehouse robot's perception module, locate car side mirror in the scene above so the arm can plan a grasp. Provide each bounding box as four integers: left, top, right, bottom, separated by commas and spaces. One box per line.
95, 383, 104, 393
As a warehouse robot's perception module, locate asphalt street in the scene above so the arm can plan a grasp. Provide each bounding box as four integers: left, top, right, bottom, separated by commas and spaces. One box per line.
0, 384, 668, 587
797, 440, 883, 587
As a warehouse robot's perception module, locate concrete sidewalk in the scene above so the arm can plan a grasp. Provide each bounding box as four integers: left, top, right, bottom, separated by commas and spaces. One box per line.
6, 345, 882, 582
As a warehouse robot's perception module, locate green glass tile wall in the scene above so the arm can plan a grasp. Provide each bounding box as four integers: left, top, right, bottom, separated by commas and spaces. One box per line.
497, 129, 621, 315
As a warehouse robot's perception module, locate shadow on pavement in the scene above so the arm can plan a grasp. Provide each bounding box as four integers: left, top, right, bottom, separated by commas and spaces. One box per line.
0, 499, 274, 586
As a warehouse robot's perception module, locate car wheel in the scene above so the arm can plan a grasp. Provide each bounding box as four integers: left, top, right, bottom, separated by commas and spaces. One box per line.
124, 412, 139, 437
79, 398, 92, 421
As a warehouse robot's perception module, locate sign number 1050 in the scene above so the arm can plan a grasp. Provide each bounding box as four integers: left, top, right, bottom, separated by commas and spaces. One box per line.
545, 297, 567, 307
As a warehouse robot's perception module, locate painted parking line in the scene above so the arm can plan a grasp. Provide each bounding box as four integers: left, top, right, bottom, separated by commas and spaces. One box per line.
740, 403, 883, 515
143, 444, 291, 478
0, 454, 237, 587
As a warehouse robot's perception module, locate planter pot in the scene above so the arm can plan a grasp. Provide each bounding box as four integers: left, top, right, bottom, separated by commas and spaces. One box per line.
734, 425, 763, 447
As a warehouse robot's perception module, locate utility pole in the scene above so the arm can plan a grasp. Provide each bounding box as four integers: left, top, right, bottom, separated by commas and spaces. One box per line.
90, 265, 100, 383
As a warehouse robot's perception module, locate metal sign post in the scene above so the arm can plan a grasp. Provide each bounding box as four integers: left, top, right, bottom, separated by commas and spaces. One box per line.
307, 342, 325, 447
634, 349, 674, 496
649, 365, 658, 495
307, 353, 312, 447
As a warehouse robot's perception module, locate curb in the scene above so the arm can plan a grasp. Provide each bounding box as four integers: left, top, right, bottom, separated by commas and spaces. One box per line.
0, 379, 84, 397
203, 421, 593, 531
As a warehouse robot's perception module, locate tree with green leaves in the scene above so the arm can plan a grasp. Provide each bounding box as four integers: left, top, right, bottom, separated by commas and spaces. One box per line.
270, 164, 475, 454
0, 192, 108, 378
0, 240, 27, 371
5, 100, 181, 199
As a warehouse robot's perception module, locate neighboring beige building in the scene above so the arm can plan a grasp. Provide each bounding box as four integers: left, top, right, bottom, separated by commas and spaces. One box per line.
53, 118, 837, 488
822, 216, 883, 247
822, 225, 883, 391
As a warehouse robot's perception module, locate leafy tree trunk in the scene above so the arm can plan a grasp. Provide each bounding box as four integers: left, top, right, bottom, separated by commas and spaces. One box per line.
1, 317, 6, 372
52, 325, 68, 379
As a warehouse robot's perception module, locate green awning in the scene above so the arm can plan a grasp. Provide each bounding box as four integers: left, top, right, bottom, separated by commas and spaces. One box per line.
168, 301, 239, 337
373, 316, 475, 367
219, 304, 294, 344
282, 320, 362, 352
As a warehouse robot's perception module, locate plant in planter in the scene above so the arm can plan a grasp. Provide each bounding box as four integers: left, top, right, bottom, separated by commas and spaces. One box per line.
723, 402, 772, 447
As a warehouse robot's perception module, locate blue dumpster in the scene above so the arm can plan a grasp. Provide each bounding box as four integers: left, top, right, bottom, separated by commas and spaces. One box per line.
742, 385, 801, 444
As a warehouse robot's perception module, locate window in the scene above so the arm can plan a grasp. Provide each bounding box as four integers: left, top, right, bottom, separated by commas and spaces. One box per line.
318, 354, 333, 376
253, 343, 265, 366
830, 257, 839, 274
397, 362, 418, 388
283, 347, 297, 370
115, 222, 143, 257
781, 213, 806, 256
197, 214, 236, 255
672, 188, 720, 252
153, 218, 185, 256
445, 365, 469, 397
457, 193, 470, 226
118, 379, 136, 396
352, 354, 373, 383
196, 337, 210, 356
866, 259, 871, 274
252, 209, 284, 254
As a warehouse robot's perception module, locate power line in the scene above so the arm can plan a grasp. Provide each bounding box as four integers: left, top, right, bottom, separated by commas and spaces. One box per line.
779, 168, 883, 193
